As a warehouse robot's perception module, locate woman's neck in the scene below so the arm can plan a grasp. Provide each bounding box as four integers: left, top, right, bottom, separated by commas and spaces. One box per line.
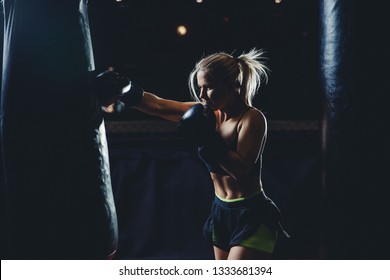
219, 98, 248, 121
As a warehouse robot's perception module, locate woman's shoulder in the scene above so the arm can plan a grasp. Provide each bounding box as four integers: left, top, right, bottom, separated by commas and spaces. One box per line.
243, 107, 266, 122
239, 106, 267, 130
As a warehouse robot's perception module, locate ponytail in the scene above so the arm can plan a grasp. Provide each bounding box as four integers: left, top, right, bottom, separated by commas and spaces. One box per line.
237, 48, 269, 106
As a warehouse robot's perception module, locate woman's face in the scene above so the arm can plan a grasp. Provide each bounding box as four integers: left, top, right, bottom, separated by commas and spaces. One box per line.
196, 70, 234, 110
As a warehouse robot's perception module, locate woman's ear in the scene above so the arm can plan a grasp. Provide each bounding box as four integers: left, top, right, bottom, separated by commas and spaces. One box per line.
234, 81, 241, 93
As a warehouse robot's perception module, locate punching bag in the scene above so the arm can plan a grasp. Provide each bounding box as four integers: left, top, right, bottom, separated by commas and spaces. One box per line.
320, 0, 389, 259
0, 0, 118, 259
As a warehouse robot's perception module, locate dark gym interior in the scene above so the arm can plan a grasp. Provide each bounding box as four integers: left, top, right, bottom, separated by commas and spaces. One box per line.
1, 0, 388, 260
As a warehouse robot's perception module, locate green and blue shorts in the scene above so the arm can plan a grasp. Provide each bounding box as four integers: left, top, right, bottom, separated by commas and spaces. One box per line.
203, 190, 283, 253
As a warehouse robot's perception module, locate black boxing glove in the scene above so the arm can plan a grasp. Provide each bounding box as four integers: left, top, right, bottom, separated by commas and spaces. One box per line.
197, 133, 229, 164
95, 69, 144, 108
177, 103, 216, 146
177, 104, 229, 162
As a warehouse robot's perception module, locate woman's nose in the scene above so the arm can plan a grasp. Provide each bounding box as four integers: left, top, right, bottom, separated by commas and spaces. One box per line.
199, 88, 206, 100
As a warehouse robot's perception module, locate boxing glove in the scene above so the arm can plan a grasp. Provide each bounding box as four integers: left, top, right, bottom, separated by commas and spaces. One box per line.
95, 69, 144, 108
177, 104, 229, 162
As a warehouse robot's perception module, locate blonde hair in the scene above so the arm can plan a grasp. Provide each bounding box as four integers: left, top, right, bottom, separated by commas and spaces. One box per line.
188, 48, 269, 106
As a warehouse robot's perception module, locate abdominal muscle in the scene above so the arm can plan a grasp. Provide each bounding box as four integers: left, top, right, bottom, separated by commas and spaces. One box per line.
210, 173, 263, 200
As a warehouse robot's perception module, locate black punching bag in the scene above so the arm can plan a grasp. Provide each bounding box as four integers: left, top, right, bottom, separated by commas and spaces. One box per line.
320, 0, 389, 259
320, 0, 357, 259
0, 0, 118, 259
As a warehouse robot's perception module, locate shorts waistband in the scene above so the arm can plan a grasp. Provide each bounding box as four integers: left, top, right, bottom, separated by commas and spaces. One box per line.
214, 190, 266, 208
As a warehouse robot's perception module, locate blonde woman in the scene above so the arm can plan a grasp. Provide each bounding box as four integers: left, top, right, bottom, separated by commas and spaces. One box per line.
97, 48, 289, 260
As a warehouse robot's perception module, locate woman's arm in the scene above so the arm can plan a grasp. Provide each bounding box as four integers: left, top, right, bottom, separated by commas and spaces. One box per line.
95, 70, 197, 122
136, 92, 198, 122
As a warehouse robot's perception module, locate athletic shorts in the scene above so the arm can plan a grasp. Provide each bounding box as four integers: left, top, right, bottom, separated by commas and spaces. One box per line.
203, 190, 282, 253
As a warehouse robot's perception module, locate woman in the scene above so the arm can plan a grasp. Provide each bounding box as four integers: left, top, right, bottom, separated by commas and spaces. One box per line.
100, 48, 289, 260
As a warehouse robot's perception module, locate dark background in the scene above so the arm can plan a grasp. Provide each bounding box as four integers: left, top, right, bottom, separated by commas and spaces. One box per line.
1, 0, 325, 260
88, 0, 321, 121
1, 0, 388, 261
0, 0, 321, 120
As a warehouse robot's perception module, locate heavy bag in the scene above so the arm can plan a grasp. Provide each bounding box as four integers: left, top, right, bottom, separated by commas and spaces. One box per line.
0, 0, 118, 259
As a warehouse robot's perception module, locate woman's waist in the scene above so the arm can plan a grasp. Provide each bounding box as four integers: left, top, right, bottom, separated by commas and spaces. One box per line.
212, 174, 262, 199
213, 188, 267, 209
